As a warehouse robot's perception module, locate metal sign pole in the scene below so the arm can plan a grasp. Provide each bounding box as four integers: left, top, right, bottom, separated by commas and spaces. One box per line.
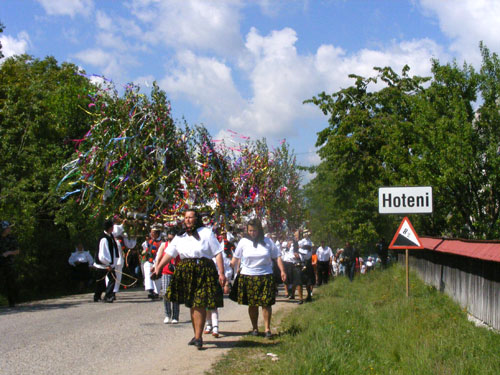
406, 249, 409, 297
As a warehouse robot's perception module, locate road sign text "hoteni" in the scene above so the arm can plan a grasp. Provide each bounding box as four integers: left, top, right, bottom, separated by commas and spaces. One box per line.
378, 186, 433, 214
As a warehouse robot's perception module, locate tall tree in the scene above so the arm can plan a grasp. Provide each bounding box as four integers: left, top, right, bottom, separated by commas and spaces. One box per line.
0, 55, 95, 298
305, 44, 500, 246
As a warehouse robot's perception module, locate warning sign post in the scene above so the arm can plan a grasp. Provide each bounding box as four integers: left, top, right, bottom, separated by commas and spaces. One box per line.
389, 217, 424, 297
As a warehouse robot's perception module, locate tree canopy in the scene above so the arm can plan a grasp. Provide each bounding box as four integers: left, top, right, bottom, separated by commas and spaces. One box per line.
305, 44, 500, 250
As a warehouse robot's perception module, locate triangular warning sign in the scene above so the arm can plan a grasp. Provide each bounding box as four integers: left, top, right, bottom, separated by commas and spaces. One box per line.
389, 217, 424, 249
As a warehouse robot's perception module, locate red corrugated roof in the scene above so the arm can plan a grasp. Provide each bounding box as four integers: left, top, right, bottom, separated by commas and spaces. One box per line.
420, 237, 500, 263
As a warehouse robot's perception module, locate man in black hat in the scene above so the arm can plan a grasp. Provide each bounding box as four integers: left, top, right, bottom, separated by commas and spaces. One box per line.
0, 221, 20, 307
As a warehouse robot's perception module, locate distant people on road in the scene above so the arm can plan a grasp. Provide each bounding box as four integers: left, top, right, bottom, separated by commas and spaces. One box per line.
0, 221, 20, 307
316, 241, 333, 286
93, 220, 120, 303
229, 218, 286, 338
152, 209, 226, 350
68, 242, 94, 292
376, 238, 389, 268
343, 242, 358, 282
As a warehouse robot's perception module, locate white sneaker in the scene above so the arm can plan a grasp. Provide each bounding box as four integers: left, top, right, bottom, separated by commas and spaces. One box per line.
163, 317, 170, 324
171, 319, 178, 324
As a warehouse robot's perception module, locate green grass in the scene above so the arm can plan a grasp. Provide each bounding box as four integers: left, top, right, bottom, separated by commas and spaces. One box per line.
208, 265, 500, 375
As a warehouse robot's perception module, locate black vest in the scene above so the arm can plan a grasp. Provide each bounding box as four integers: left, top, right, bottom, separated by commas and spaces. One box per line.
95, 232, 119, 266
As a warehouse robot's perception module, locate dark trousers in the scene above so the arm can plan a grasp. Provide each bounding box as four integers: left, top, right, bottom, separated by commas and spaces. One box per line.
94, 268, 115, 300
317, 261, 330, 285
347, 262, 356, 282
0, 265, 17, 306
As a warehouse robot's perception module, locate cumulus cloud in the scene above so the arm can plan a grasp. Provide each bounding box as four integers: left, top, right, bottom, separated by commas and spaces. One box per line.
36, 0, 93, 17
73, 48, 130, 80
128, 0, 244, 56
419, 0, 500, 65
160, 50, 245, 124
160, 26, 447, 140
0, 31, 30, 60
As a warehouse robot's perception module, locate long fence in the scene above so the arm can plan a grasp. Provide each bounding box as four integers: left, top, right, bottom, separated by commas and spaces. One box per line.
398, 250, 500, 331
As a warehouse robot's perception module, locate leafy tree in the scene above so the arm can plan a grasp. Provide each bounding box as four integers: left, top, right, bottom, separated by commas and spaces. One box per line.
0, 55, 96, 299
305, 44, 500, 248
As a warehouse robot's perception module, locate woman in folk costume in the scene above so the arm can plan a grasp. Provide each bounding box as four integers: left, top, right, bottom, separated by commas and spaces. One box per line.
229, 218, 286, 338
152, 209, 226, 350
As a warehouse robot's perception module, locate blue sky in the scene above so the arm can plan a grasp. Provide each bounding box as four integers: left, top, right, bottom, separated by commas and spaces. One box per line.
2, 0, 500, 182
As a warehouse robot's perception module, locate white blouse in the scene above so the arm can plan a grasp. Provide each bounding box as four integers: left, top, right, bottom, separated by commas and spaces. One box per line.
234, 237, 281, 276
166, 226, 222, 260
298, 238, 313, 261
316, 246, 333, 262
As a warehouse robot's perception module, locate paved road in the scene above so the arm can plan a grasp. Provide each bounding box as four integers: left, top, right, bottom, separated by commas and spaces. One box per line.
0, 288, 296, 375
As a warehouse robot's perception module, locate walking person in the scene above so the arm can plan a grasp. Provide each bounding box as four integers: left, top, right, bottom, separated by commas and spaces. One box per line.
298, 229, 315, 302
152, 209, 226, 350
68, 242, 94, 292
316, 241, 333, 286
343, 242, 358, 282
155, 228, 180, 324
229, 218, 286, 338
142, 224, 163, 300
112, 222, 136, 299
93, 220, 120, 303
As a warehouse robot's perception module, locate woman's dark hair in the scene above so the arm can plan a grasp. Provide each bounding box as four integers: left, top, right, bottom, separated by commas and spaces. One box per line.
246, 218, 265, 247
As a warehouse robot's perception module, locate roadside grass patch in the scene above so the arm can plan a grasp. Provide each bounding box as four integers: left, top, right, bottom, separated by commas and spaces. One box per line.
208, 265, 500, 374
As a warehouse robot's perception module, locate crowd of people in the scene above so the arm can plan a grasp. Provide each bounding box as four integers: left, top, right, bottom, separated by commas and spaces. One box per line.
1, 211, 390, 349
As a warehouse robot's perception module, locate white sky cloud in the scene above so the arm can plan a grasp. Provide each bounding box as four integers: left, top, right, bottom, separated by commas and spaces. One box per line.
419, 0, 500, 65
160, 25, 447, 139
128, 0, 244, 56
36, 0, 93, 17
0, 31, 30, 60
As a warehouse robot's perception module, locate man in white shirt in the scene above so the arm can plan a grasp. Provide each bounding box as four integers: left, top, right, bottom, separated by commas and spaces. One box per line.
316, 241, 333, 285
68, 242, 94, 292
93, 220, 120, 303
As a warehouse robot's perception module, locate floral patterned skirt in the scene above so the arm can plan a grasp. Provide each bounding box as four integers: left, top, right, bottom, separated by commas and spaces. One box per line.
166, 257, 224, 309
229, 274, 275, 307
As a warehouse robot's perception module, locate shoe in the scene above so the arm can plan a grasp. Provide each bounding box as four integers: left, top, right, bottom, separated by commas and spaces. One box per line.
212, 326, 219, 338
151, 293, 159, 300
287, 295, 295, 300
250, 329, 259, 336
163, 317, 170, 324
188, 337, 196, 346
93, 296, 101, 302
305, 296, 312, 302
171, 319, 178, 324
193, 338, 203, 350
264, 331, 272, 339
204, 325, 212, 334
104, 297, 114, 303
297, 300, 304, 305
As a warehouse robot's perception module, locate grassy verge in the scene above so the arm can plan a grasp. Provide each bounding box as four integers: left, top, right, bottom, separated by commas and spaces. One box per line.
208, 265, 500, 375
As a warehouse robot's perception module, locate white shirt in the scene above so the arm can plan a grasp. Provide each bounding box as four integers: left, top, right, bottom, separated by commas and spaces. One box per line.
94, 232, 119, 269
166, 226, 222, 259
281, 245, 297, 263
298, 238, 312, 261
234, 237, 281, 276
316, 246, 333, 262
68, 249, 94, 266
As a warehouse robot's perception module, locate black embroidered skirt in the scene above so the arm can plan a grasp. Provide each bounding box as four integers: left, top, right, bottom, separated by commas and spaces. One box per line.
230, 274, 275, 307
166, 257, 223, 309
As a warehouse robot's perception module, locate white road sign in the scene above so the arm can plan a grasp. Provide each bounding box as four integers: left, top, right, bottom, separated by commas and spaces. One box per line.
379, 186, 433, 214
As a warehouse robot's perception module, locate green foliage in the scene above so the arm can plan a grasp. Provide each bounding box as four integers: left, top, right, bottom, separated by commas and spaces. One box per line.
305, 44, 500, 244
0, 55, 97, 299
